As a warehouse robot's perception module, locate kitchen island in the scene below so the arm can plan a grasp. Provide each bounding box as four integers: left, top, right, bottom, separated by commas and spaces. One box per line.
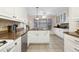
27, 30, 50, 46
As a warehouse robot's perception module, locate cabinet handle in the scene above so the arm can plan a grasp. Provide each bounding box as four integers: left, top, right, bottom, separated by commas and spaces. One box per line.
75, 40, 79, 43
13, 16, 16, 18
15, 42, 17, 45
74, 48, 79, 52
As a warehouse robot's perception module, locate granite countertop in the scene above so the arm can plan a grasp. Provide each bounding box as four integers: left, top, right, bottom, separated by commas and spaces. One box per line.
0, 29, 27, 40
54, 26, 68, 29
29, 29, 49, 31
64, 32, 79, 38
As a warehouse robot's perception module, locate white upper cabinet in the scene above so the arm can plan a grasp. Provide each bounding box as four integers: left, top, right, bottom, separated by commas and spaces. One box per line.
56, 8, 69, 24
69, 7, 79, 20
0, 8, 13, 20
22, 8, 28, 25
13, 7, 23, 22
68, 8, 79, 32
3, 7, 15, 18
0, 7, 28, 24
13, 7, 28, 24
0, 8, 6, 15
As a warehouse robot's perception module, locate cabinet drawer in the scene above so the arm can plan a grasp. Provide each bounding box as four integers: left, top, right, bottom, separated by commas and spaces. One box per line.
0, 49, 7, 52
64, 34, 79, 45
64, 34, 79, 52
72, 47, 79, 52
64, 38, 74, 51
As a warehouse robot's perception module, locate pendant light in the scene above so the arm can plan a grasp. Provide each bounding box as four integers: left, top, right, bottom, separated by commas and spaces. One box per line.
42, 12, 47, 19
35, 7, 39, 20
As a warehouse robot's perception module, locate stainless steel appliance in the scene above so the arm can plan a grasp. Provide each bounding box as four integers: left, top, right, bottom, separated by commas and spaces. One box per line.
21, 33, 27, 52
8, 24, 18, 32
21, 25, 29, 52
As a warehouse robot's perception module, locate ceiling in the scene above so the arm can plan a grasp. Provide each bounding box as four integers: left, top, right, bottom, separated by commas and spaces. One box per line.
26, 7, 69, 16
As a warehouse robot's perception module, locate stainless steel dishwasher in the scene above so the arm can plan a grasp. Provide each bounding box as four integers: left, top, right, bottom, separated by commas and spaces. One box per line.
21, 32, 27, 52
21, 25, 29, 52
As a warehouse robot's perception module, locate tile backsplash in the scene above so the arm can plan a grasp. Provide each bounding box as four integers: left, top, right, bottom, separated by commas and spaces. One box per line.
0, 18, 20, 32
0, 26, 8, 31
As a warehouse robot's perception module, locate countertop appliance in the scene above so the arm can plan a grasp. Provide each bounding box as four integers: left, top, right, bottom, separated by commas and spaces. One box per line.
8, 24, 18, 33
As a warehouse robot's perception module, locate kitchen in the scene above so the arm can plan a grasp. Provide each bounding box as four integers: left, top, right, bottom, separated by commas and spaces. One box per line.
0, 7, 79, 52
0, 7, 28, 52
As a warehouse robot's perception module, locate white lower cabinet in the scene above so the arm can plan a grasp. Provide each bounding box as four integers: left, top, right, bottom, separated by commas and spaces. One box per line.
0, 49, 7, 52
27, 31, 50, 45
64, 34, 79, 52
54, 28, 68, 39
0, 37, 21, 52
10, 37, 21, 52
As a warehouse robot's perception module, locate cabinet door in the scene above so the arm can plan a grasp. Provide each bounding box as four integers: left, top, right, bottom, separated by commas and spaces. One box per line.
4, 7, 15, 18
28, 31, 50, 44
0, 8, 12, 20
28, 31, 38, 43
69, 7, 79, 19
38, 31, 49, 43
56, 28, 60, 37
64, 34, 79, 52
0, 8, 5, 15
14, 8, 25, 22
9, 46, 17, 52
64, 34, 73, 52
11, 37, 21, 52
54, 28, 59, 36
15, 37, 21, 52
2, 7, 27, 22
21, 8, 28, 24
0, 49, 7, 52
0, 7, 28, 23
0, 7, 21, 22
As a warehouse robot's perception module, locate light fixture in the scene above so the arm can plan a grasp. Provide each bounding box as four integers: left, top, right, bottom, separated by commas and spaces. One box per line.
42, 15, 47, 19
35, 7, 39, 20
42, 12, 47, 19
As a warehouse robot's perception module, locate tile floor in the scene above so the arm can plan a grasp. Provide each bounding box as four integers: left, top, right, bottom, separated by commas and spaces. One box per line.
27, 34, 64, 52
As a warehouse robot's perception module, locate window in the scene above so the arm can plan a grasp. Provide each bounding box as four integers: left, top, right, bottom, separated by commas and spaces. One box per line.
34, 19, 52, 30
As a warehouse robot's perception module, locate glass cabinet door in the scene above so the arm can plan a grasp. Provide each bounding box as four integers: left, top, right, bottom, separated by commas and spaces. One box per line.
34, 19, 52, 30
